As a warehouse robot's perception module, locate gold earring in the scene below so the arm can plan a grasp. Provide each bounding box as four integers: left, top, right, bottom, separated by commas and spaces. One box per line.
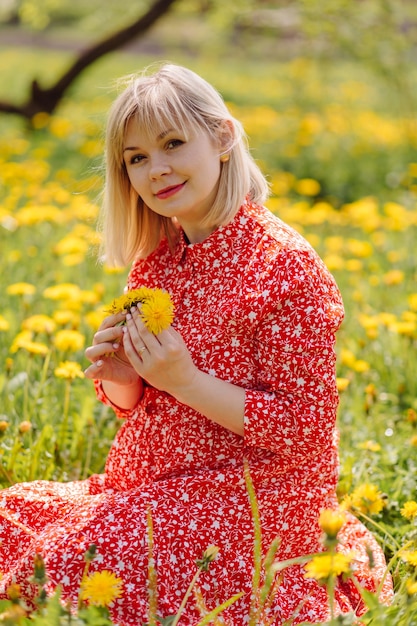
220, 153, 230, 163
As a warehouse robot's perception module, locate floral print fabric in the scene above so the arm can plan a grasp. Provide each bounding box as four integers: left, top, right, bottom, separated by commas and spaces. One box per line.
0, 202, 392, 624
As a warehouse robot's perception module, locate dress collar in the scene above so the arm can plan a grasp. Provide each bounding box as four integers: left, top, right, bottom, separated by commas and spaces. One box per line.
171, 202, 250, 266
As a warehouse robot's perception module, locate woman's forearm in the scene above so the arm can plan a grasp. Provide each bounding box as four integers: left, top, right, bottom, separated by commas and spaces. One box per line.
102, 378, 144, 410
171, 370, 245, 436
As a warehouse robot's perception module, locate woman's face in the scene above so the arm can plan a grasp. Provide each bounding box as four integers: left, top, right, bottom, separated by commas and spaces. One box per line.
123, 118, 222, 242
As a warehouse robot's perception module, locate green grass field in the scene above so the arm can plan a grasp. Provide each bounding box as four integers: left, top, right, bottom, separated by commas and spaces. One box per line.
0, 41, 416, 624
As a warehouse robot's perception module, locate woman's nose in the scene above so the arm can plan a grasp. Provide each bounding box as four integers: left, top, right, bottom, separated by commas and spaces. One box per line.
149, 155, 171, 180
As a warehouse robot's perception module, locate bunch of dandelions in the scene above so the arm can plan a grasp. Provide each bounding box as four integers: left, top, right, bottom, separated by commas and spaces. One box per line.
106, 287, 175, 335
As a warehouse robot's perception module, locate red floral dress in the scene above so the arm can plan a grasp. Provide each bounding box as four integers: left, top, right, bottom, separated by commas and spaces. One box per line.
0, 202, 392, 624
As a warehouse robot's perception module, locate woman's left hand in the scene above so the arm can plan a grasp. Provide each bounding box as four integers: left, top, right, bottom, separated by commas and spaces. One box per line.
122, 306, 198, 398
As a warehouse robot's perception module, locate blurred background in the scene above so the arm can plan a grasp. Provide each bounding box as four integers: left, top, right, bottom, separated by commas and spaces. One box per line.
1, 0, 417, 202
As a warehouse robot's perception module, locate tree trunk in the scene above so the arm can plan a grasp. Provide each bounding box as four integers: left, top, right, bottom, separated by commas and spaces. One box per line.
0, 0, 178, 122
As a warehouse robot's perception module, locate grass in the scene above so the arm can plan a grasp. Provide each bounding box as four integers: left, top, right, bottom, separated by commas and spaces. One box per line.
0, 40, 416, 624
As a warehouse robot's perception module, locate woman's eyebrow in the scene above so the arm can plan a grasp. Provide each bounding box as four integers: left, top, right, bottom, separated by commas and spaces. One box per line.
123, 129, 175, 153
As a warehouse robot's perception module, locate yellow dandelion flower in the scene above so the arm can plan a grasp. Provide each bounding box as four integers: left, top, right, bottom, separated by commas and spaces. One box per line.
54, 235, 89, 256
140, 292, 175, 334
6, 282, 36, 296
383, 269, 405, 286
53, 310, 81, 327
53, 329, 85, 352
43, 283, 82, 301
340, 483, 386, 516
411, 435, 417, 447
319, 509, 346, 540
407, 579, 417, 595
106, 287, 175, 335
84, 310, 106, 331
0, 316, 10, 332
22, 314, 56, 334
54, 361, 84, 380
408, 293, 417, 311
295, 178, 321, 196
80, 570, 123, 607
400, 501, 417, 521
304, 552, 353, 582
400, 550, 417, 567
357, 440, 381, 452
12, 338, 49, 356
336, 377, 350, 392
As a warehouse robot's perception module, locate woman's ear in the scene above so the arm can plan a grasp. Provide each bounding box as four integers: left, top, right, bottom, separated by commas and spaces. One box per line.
217, 119, 235, 156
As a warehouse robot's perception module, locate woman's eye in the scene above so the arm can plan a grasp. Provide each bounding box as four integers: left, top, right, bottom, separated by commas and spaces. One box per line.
130, 154, 145, 165
166, 139, 183, 150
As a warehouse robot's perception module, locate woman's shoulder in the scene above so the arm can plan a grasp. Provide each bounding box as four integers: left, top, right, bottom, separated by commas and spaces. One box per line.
240, 201, 315, 257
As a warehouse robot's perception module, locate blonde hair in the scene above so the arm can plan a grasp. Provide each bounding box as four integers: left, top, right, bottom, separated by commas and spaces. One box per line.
101, 63, 269, 267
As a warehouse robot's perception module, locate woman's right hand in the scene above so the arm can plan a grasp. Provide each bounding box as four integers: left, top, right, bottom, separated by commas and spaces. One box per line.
84, 312, 140, 386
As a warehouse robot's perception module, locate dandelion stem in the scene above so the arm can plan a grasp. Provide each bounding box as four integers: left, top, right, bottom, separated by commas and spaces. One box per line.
171, 567, 204, 626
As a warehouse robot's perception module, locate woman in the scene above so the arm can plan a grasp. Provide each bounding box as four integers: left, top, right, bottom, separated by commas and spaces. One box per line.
0, 64, 392, 624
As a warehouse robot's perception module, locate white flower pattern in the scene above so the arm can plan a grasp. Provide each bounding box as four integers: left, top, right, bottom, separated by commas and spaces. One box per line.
0, 202, 392, 624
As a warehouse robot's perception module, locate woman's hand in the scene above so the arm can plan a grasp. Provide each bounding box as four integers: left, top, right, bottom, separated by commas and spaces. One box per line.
122, 306, 199, 397
84, 311, 141, 386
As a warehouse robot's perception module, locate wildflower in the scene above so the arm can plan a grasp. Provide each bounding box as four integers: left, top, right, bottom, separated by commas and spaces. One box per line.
383, 269, 405, 286
12, 338, 49, 356
340, 483, 386, 515
336, 377, 350, 392
0, 316, 10, 332
295, 178, 321, 196
357, 440, 381, 452
54, 235, 89, 256
79, 570, 123, 606
107, 287, 175, 335
54, 361, 84, 380
22, 314, 56, 334
84, 310, 106, 331
196, 545, 220, 572
140, 292, 175, 334
304, 552, 353, 582
53, 310, 81, 327
406, 579, 417, 595
400, 501, 417, 521
54, 329, 85, 352
19, 421, 32, 434
400, 550, 417, 567
411, 435, 417, 448
318, 509, 346, 541
0, 421, 9, 433
43, 283, 82, 301
6, 282, 36, 296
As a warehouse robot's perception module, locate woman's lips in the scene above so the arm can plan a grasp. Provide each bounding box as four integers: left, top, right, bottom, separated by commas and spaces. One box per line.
155, 182, 185, 199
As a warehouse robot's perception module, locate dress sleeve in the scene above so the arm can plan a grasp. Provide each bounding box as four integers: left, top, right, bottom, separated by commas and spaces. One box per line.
243, 247, 344, 465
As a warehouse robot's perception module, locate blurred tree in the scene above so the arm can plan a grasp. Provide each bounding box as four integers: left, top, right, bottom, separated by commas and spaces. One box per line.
0, 0, 178, 121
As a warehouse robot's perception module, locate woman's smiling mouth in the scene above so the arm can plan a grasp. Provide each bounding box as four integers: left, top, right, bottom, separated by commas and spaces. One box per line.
155, 183, 186, 200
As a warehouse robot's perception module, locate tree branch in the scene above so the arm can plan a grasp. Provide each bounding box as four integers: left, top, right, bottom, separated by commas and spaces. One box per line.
0, 0, 178, 121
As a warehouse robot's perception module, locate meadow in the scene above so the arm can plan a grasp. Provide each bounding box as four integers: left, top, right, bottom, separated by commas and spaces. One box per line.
0, 41, 416, 624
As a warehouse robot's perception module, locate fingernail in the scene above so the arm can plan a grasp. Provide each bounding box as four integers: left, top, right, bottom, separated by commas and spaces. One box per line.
96, 360, 103, 367
130, 306, 137, 313
113, 343, 119, 349
126, 313, 132, 320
